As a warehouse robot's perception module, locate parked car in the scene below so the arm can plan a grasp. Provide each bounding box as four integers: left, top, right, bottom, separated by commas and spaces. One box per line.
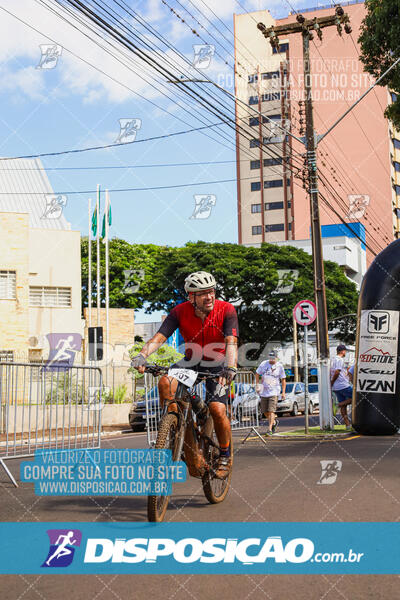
308, 383, 320, 412
232, 383, 261, 421
129, 386, 160, 431
129, 382, 207, 431
276, 382, 316, 416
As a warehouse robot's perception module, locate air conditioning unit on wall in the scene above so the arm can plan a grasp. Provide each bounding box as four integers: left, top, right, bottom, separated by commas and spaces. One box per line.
28, 335, 47, 349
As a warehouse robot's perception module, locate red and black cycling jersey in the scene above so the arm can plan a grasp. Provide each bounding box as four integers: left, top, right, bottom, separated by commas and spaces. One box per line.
158, 299, 239, 363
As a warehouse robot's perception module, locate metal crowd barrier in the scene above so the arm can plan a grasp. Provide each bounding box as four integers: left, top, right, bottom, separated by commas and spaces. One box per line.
144, 369, 259, 446
0, 362, 102, 486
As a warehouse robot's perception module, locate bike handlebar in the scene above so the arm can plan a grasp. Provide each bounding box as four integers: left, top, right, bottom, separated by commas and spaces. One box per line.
142, 363, 226, 380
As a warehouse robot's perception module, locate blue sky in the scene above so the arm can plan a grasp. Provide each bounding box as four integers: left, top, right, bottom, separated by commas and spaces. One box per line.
0, 0, 322, 320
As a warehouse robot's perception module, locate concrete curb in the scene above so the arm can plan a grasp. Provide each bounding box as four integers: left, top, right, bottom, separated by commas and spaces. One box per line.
271, 432, 354, 441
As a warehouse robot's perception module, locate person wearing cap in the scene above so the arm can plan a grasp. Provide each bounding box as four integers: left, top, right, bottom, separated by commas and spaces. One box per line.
255, 351, 286, 435
330, 344, 352, 429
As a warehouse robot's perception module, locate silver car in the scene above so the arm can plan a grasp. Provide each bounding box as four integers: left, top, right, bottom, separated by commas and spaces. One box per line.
232, 383, 261, 421
276, 382, 316, 416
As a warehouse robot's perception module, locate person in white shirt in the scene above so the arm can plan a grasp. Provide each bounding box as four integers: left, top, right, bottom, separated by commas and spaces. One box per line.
256, 351, 286, 435
330, 344, 352, 429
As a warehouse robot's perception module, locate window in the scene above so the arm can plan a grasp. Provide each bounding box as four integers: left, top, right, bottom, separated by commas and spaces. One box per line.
249, 117, 259, 127
248, 74, 258, 83
249, 95, 258, 105
250, 139, 260, 148
261, 92, 281, 102
395, 208, 400, 218
391, 92, 398, 103
29, 286, 72, 307
250, 160, 260, 170
251, 203, 262, 213
264, 157, 282, 167
395, 185, 400, 196
273, 43, 289, 54
265, 201, 284, 210
261, 70, 280, 80
265, 224, 284, 232
393, 139, 400, 150
394, 161, 400, 172
264, 179, 283, 189
264, 114, 281, 121
251, 182, 261, 191
263, 135, 288, 145
0, 271, 16, 299
252, 226, 262, 235
0, 350, 13, 363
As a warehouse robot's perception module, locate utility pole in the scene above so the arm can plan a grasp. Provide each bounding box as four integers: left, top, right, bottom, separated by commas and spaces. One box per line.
257, 6, 351, 430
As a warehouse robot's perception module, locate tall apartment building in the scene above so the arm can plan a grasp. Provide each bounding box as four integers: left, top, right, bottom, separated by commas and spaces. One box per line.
234, 1, 396, 266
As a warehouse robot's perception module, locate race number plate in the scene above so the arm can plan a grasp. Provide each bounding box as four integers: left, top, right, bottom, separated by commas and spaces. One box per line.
168, 368, 198, 387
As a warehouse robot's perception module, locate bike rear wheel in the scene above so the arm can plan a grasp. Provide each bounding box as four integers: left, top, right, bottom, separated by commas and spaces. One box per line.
201, 430, 233, 504
147, 413, 179, 522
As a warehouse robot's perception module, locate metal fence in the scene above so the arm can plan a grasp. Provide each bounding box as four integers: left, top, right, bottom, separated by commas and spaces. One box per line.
144, 369, 259, 446
0, 362, 102, 486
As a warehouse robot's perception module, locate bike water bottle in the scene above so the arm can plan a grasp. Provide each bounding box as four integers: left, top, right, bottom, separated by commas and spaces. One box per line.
353, 238, 400, 435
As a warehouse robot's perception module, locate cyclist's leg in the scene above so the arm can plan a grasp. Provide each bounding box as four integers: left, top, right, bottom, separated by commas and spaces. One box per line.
158, 376, 178, 412
205, 373, 232, 477
208, 401, 231, 448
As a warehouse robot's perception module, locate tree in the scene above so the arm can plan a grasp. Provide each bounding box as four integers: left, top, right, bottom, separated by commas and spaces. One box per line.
81, 238, 359, 350
358, 0, 400, 127
81, 237, 161, 310
142, 241, 359, 349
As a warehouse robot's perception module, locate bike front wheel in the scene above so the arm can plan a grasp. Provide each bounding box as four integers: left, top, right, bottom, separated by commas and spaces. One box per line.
201, 430, 233, 504
147, 412, 179, 522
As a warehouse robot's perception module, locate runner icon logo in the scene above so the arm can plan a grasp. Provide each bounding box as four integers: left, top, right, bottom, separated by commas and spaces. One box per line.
42, 529, 82, 568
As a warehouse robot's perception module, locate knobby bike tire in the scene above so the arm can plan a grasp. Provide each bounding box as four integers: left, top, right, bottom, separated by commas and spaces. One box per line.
201, 430, 233, 504
147, 413, 179, 522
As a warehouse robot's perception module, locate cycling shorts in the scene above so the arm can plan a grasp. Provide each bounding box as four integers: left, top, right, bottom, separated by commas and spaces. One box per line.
172, 361, 228, 405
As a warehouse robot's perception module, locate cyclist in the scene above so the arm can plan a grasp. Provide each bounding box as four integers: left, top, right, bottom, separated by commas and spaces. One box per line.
131, 271, 238, 478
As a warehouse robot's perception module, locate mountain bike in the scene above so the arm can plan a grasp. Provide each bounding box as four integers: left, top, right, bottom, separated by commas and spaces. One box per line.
144, 364, 233, 522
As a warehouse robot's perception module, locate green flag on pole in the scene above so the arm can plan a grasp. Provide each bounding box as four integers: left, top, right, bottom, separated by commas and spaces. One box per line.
91, 208, 97, 236
101, 203, 112, 239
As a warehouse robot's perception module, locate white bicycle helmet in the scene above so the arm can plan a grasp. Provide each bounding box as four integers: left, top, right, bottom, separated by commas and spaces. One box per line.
184, 271, 216, 293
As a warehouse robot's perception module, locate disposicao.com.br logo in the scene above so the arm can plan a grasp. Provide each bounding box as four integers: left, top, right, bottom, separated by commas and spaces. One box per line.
82, 536, 363, 565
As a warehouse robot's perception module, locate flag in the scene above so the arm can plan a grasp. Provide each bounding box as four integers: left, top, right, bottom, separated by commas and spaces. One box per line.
101, 203, 112, 239
91, 207, 97, 236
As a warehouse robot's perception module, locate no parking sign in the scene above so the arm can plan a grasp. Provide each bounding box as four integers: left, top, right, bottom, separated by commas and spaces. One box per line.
293, 299, 317, 327
293, 299, 316, 433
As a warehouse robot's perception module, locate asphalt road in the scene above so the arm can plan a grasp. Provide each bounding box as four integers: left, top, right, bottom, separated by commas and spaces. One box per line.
1, 415, 400, 599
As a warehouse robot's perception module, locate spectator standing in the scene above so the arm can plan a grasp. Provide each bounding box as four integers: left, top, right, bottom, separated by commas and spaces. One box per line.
330, 344, 352, 429
256, 351, 286, 435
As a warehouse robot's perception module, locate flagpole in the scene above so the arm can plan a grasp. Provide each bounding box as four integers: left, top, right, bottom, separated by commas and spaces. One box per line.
105, 190, 110, 385
96, 185, 101, 327
88, 197, 92, 328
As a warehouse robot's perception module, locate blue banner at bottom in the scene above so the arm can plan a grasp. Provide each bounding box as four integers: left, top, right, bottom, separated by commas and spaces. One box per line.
0, 522, 398, 574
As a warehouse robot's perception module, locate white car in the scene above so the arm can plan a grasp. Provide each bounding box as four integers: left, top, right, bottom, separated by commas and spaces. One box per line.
232, 383, 261, 421
308, 383, 320, 413
276, 382, 317, 416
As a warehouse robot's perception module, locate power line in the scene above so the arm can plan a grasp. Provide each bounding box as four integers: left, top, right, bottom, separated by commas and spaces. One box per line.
0, 122, 224, 161
0, 173, 277, 195
0, 159, 239, 171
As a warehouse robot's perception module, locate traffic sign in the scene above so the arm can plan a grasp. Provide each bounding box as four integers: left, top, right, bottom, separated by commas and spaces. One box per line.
293, 299, 317, 326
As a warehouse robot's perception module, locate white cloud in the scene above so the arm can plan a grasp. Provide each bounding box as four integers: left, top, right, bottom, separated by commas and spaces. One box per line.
0, 0, 294, 109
